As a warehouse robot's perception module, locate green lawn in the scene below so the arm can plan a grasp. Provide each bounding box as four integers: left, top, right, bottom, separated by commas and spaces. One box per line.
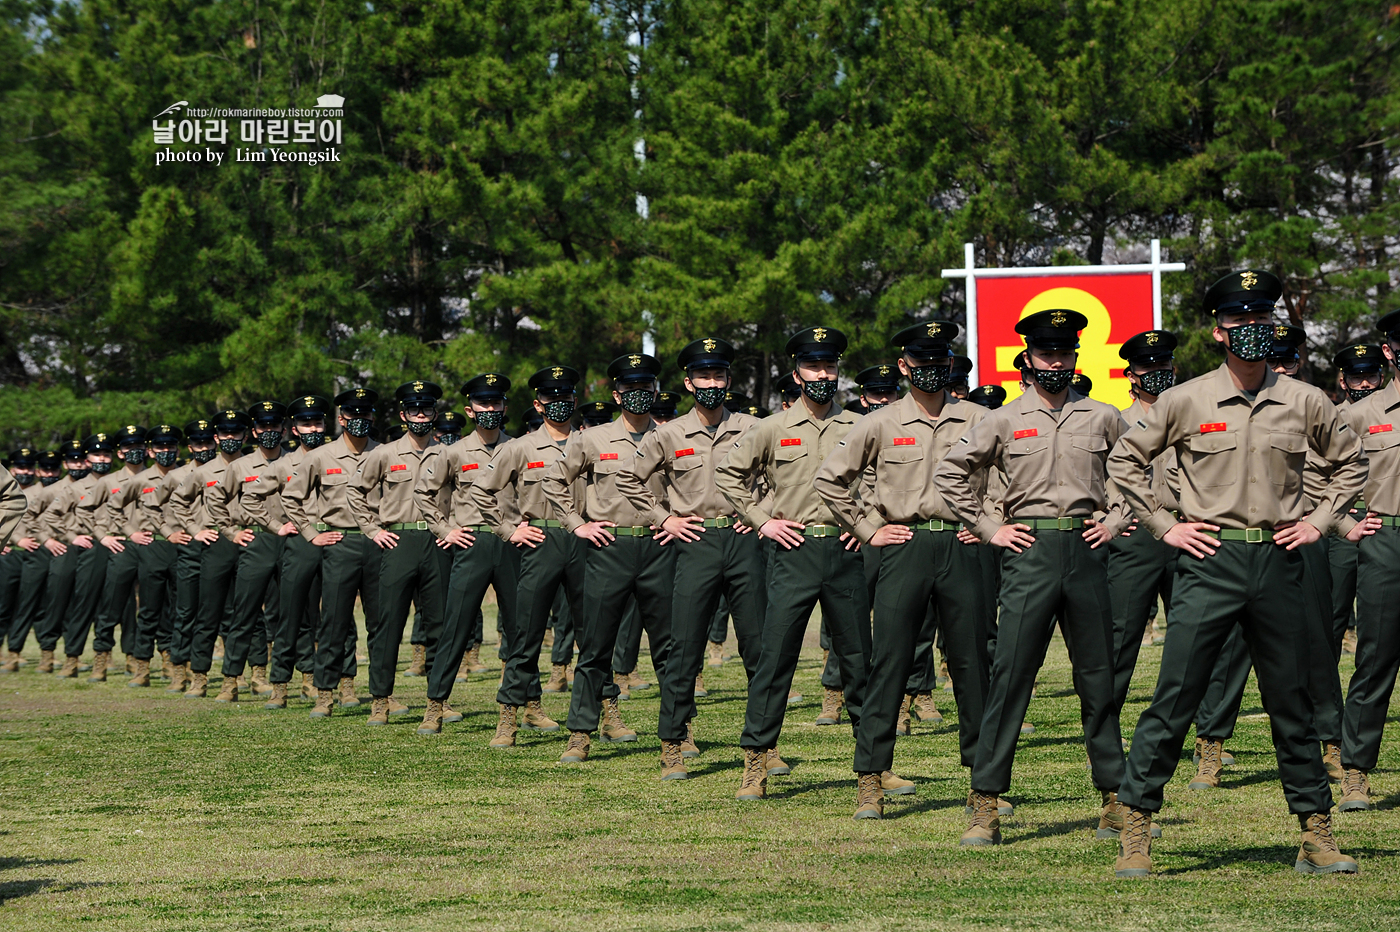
1, 611, 1396, 931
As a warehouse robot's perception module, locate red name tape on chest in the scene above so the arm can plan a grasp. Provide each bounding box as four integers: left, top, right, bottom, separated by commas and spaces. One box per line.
780, 438, 802, 447
599, 453, 619, 461
205, 480, 219, 487
674, 448, 695, 458
1013, 429, 1038, 440
460, 463, 479, 471
243, 475, 259, 482
110, 488, 121, 495
141, 487, 155, 495
324, 468, 343, 475
389, 464, 407, 472
526, 461, 545, 469
892, 437, 916, 446
1369, 424, 1393, 434
1200, 423, 1227, 433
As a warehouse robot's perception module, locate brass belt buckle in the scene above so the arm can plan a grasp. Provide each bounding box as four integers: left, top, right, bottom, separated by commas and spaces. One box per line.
1245, 527, 1264, 543
1057, 516, 1073, 531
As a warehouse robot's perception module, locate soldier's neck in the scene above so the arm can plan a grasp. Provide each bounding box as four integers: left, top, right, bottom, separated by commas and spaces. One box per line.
1029, 380, 1069, 409
693, 402, 723, 427
123, 463, 142, 476
404, 427, 431, 451
798, 394, 833, 419
910, 388, 947, 420
543, 419, 572, 442
475, 427, 501, 446
620, 410, 651, 434
259, 446, 281, 463
341, 432, 368, 455
1226, 356, 1267, 393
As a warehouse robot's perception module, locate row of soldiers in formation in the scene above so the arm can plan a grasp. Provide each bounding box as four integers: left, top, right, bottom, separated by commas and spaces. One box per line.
0, 269, 1396, 880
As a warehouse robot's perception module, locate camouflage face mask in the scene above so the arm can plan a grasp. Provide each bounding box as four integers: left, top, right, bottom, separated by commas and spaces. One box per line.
1222, 322, 1275, 363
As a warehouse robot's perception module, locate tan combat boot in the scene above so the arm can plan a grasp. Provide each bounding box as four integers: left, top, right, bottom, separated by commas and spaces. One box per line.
309, 688, 334, 718
214, 676, 239, 703
1114, 805, 1153, 877
8, 649, 25, 668
0, 655, 18, 674
881, 771, 916, 796
765, 748, 791, 776
913, 692, 943, 724
455, 653, 472, 683
680, 721, 700, 759
1338, 768, 1371, 811
338, 677, 360, 707
1020, 721, 1036, 735
418, 699, 444, 735
695, 673, 708, 698
960, 791, 1001, 846
854, 772, 884, 820
236, 675, 249, 693
560, 731, 591, 763
613, 671, 631, 701
160, 650, 173, 681
736, 748, 767, 801
707, 640, 726, 666
166, 663, 189, 693
249, 665, 273, 696
1323, 742, 1343, 784
386, 696, 410, 716
1189, 738, 1223, 789
213, 636, 225, 661
299, 672, 313, 699
406, 644, 426, 677
1342, 627, 1358, 655
1193, 735, 1235, 767
264, 683, 289, 710
600, 697, 637, 742
522, 699, 559, 731
815, 688, 843, 726
964, 791, 1015, 817
466, 644, 487, 673
627, 669, 649, 690
786, 687, 802, 704
367, 697, 390, 725
442, 702, 463, 724
659, 739, 688, 779
1098, 791, 1164, 839
126, 658, 150, 688
1296, 812, 1358, 874
185, 671, 209, 698
124, 655, 135, 675
544, 663, 569, 693
86, 651, 110, 682
489, 703, 518, 748
37, 649, 55, 674
896, 693, 912, 736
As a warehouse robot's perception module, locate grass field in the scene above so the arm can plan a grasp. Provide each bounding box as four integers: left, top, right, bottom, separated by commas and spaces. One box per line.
1, 610, 1397, 931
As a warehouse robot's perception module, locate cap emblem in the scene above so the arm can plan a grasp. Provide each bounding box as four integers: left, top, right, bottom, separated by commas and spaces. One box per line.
1240, 271, 1258, 290
702, 338, 717, 352
413, 380, 424, 392
551, 367, 564, 379
878, 365, 890, 375
485, 374, 497, 385
1050, 311, 1067, 327
812, 327, 828, 342
1276, 325, 1289, 339
1357, 345, 1369, 357
1145, 332, 1160, 345
628, 354, 642, 367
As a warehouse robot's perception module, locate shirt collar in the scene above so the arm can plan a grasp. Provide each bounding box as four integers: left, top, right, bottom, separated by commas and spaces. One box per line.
1213, 362, 1280, 404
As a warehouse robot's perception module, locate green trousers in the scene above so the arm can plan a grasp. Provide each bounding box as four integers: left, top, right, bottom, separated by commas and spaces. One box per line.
1193, 540, 1342, 745
316, 533, 379, 691
63, 543, 109, 658
169, 543, 202, 666
190, 536, 238, 674
1119, 541, 1333, 815
222, 533, 284, 677
567, 536, 675, 734
40, 549, 77, 652
1343, 525, 1400, 771
500, 528, 584, 706
369, 528, 442, 698
411, 544, 453, 649
971, 530, 1123, 796
428, 533, 519, 702
271, 534, 322, 683
549, 588, 575, 666
1108, 524, 1176, 714
92, 545, 138, 654
611, 597, 642, 675
824, 545, 942, 695
854, 531, 988, 773
659, 528, 767, 743
134, 540, 178, 660
0, 550, 23, 649
1328, 534, 1358, 649
741, 537, 870, 751
6, 548, 49, 653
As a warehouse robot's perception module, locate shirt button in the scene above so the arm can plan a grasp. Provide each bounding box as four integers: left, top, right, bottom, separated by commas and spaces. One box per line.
1250, 477, 1257, 483
1250, 446, 1256, 452
1251, 507, 1257, 513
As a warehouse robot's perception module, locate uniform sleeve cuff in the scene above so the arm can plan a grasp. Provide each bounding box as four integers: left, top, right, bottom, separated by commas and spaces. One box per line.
853, 516, 883, 545
562, 514, 585, 533
495, 522, 514, 542
1333, 514, 1357, 539
743, 508, 773, 532
649, 506, 671, 529
973, 516, 1001, 543
1144, 510, 1178, 540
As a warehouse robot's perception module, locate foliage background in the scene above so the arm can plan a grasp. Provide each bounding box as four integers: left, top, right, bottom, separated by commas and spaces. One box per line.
1, 0, 1397, 446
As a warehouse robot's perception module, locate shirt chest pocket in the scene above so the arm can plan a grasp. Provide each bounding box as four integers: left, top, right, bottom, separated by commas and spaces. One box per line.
1069, 435, 1108, 482
669, 453, 704, 493
321, 469, 349, 491
880, 446, 926, 492
384, 466, 413, 486
1267, 431, 1308, 489
772, 443, 810, 483
1004, 436, 1049, 482
1184, 431, 1238, 488
1362, 430, 1400, 480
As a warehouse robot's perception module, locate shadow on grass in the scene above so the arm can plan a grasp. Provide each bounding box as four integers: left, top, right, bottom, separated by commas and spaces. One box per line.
0, 879, 103, 903
1156, 846, 1307, 874
1005, 818, 1093, 842
0, 857, 82, 871
881, 795, 968, 820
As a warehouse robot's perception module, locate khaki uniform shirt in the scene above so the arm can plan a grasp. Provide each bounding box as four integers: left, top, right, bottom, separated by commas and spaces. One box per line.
1121, 399, 1181, 517
143, 463, 194, 539
283, 436, 380, 542
814, 393, 988, 543
102, 465, 163, 537
36, 476, 77, 543
1343, 382, 1400, 516
543, 418, 665, 532
169, 455, 237, 535
413, 432, 517, 538
616, 407, 761, 527
935, 388, 1129, 542
72, 471, 114, 538
262, 446, 317, 536
17, 482, 58, 542
0, 467, 24, 549
716, 402, 860, 529
348, 434, 437, 536
468, 426, 580, 540
1107, 364, 1365, 539
208, 450, 291, 539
